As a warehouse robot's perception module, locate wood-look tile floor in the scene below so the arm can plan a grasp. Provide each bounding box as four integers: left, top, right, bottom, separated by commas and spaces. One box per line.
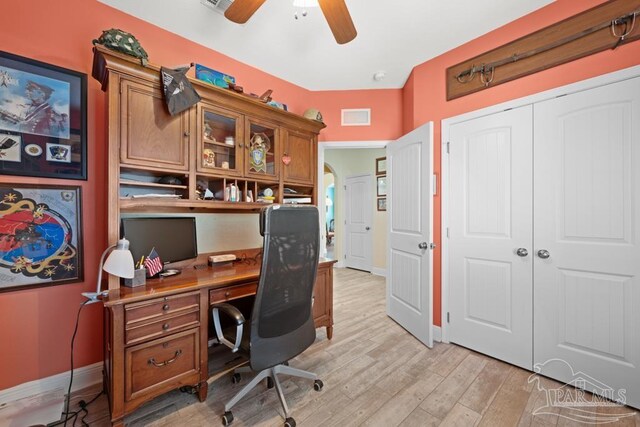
62, 268, 639, 426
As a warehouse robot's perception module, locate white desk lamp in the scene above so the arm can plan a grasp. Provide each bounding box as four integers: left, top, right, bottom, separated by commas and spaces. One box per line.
82, 238, 135, 304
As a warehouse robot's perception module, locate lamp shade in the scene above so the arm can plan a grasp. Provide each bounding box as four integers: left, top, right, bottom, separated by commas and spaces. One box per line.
103, 239, 135, 279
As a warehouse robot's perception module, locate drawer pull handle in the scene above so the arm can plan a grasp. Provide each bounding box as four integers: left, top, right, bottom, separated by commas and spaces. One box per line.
162, 323, 170, 330
163, 304, 170, 311
225, 292, 230, 297
148, 350, 182, 367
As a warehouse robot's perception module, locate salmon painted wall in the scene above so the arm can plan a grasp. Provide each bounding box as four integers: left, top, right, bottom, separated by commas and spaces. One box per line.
0, 0, 399, 390
313, 89, 403, 142
402, 0, 640, 326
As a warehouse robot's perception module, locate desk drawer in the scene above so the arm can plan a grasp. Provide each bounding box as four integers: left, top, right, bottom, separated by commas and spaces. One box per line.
125, 292, 199, 327
125, 328, 200, 402
125, 311, 200, 346
210, 282, 257, 304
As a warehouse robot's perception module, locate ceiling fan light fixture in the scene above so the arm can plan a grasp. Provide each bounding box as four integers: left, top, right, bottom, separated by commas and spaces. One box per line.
293, 0, 319, 8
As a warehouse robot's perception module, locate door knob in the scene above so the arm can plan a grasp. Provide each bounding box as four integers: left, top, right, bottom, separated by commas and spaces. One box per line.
418, 242, 428, 250
537, 249, 551, 259
365, 226, 370, 231
516, 248, 528, 257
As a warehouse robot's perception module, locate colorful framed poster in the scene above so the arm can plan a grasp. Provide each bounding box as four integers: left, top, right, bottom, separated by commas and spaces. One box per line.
0, 51, 87, 180
0, 185, 83, 292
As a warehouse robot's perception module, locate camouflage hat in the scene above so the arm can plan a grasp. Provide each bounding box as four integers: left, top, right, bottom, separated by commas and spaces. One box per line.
93, 29, 149, 66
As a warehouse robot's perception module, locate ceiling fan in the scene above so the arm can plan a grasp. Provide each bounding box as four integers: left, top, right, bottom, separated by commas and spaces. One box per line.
224, 0, 357, 44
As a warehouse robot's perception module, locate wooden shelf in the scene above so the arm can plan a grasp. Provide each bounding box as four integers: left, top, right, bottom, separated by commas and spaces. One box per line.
120, 179, 188, 189
204, 138, 236, 149
283, 193, 312, 198
120, 197, 275, 212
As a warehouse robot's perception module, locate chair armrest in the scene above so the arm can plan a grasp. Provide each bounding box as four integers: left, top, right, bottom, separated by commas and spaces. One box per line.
211, 303, 245, 353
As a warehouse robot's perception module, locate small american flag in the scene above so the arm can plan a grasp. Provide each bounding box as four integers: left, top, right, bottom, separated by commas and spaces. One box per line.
144, 247, 163, 277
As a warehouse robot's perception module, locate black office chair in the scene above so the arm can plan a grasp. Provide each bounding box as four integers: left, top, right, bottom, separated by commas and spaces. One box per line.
212, 205, 323, 427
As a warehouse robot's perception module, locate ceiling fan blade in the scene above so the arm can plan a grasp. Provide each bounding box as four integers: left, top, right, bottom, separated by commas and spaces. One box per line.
224, 0, 267, 24
318, 0, 357, 44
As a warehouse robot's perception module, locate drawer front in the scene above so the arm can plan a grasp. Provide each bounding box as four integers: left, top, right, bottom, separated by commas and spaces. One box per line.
125, 292, 199, 326
209, 282, 257, 304
125, 328, 199, 402
125, 311, 200, 346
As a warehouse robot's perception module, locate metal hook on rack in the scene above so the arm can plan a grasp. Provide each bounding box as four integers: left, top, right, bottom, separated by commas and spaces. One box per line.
479, 66, 495, 87
456, 64, 479, 84
611, 12, 637, 49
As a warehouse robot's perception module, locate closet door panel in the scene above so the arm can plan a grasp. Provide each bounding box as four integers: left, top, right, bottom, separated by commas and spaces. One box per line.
534, 77, 640, 409
448, 105, 533, 370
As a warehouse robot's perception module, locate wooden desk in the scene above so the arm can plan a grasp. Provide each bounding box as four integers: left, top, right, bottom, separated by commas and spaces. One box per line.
102, 257, 336, 426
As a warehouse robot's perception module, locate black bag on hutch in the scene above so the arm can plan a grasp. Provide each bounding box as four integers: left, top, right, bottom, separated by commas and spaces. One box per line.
161, 66, 201, 116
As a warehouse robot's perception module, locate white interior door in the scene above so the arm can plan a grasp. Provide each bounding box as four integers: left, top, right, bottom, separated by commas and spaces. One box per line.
534, 77, 640, 408
345, 174, 373, 272
448, 106, 533, 370
387, 122, 433, 347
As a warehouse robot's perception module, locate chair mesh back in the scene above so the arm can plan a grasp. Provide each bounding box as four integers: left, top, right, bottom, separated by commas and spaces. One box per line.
250, 206, 320, 370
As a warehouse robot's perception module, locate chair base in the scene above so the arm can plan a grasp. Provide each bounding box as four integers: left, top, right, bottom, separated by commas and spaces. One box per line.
223, 363, 322, 423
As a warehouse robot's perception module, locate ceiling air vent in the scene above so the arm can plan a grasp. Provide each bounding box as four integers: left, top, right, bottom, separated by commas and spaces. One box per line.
201, 0, 234, 14
341, 109, 371, 127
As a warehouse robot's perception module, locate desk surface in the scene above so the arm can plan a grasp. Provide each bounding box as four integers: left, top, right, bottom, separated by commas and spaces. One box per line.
104, 258, 336, 307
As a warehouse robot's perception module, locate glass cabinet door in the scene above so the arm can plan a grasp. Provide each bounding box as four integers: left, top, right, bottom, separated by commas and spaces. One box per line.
245, 118, 278, 180
198, 105, 243, 176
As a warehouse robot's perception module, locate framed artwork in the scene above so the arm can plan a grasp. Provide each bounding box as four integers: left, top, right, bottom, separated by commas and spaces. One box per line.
377, 198, 387, 211
377, 175, 387, 197
375, 157, 386, 175
0, 51, 87, 180
0, 184, 83, 292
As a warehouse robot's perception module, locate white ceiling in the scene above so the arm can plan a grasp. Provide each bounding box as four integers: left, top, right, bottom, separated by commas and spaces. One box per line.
98, 0, 553, 91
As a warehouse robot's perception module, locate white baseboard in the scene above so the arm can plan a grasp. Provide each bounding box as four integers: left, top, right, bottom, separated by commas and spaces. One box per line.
433, 326, 442, 342
371, 267, 387, 277
333, 261, 345, 268
0, 362, 103, 405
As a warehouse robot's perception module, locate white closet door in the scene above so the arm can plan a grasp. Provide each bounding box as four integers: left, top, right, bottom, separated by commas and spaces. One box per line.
534, 77, 640, 408
387, 122, 434, 347
448, 106, 533, 369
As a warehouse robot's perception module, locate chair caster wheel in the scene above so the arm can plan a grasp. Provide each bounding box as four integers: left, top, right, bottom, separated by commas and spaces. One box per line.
313, 379, 323, 391
284, 417, 296, 427
231, 373, 241, 384
266, 377, 274, 389
222, 411, 234, 426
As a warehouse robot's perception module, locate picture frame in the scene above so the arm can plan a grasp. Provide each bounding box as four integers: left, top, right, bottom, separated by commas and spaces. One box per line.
377, 197, 387, 211
377, 175, 387, 197
0, 184, 83, 292
0, 51, 87, 180
375, 156, 386, 175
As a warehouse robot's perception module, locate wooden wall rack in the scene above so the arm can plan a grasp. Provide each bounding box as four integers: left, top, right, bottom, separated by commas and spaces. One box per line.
446, 0, 640, 100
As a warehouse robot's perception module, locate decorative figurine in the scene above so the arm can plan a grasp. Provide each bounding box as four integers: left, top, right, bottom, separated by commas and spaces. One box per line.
249, 133, 270, 173
204, 122, 214, 141
203, 148, 216, 168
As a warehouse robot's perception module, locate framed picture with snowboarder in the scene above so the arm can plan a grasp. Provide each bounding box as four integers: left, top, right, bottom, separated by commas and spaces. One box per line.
0, 51, 87, 180
0, 184, 83, 292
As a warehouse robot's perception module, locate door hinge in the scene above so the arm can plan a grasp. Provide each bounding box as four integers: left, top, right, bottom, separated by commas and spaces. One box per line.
432, 174, 437, 196
446, 141, 450, 154
343, 185, 347, 190
446, 227, 449, 238
447, 312, 450, 323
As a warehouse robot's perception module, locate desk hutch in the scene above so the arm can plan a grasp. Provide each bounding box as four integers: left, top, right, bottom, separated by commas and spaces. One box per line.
92, 46, 334, 426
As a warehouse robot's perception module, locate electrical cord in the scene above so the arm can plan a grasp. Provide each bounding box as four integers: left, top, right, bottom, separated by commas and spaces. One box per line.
46, 299, 103, 427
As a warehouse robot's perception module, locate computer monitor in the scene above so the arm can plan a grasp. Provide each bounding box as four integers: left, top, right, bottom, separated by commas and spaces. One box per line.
121, 217, 198, 265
